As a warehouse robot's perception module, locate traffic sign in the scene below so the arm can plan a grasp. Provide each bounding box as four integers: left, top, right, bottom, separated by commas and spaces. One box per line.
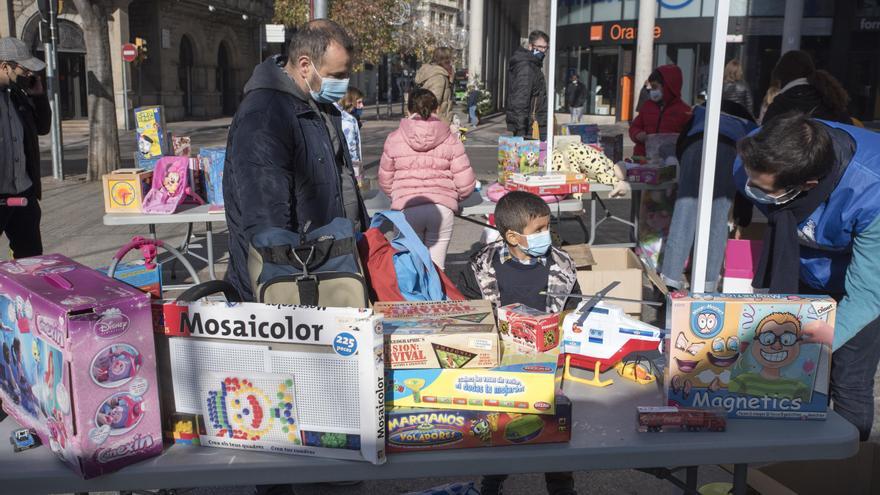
122, 43, 138, 63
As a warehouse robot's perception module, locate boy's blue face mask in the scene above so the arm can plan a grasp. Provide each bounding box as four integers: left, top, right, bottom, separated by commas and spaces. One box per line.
519, 230, 551, 257
307, 61, 349, 104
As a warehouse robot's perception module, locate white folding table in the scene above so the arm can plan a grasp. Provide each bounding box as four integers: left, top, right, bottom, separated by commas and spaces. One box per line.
103, 205, 226, 287
0, 376, 857, 495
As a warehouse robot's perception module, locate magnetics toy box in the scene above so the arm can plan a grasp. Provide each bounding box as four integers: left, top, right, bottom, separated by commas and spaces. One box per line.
386, 393, 571, 453
387, 341, 560, 415
376, 301, 498, 370
497, 303, 560, 353
666, 293, 835, 420
0, 255, 161, 478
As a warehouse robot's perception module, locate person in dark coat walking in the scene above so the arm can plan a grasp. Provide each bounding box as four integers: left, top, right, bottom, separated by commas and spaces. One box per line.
223, 20, 367, 301
0, 38, 50, 259
564, 73, 587, 123
505, 30, 549, 140
761, 50, 852, 125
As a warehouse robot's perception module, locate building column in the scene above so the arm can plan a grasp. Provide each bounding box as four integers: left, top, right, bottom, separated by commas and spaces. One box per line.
781, 0, 804, 53
633, 0, 656, 106
1, 0, 14, 38
467, 0, 484, 83
528, 0, 548, 37
109, 1, 132, 129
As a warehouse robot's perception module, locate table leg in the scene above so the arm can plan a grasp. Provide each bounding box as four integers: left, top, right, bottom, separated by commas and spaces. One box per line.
588, 194, 598, 245
149, 224, 157, 241
685, 466, 698, 493
732, 463, 748, 495
631, 189, 642, 244
206, 222, 216, 280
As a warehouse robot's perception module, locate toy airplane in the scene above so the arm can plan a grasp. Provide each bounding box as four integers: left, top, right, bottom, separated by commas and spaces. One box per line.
561, 298, 664, 388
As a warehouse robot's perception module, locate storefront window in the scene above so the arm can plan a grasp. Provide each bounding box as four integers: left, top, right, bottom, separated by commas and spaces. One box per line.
591, 0, 622, 22
858, 0, 880, 16
572, 0, 592, 24
558, 0, 578, 26
729, 0, 748, 16
658, 0, 703, 19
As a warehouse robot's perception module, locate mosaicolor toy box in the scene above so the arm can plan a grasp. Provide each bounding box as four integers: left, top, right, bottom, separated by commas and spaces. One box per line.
159, 300, 386, 464
666, 293, 835, 420
0, 255, 161, 478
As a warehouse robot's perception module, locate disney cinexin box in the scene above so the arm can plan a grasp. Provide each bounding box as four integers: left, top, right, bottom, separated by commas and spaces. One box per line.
666, 293, 835, 420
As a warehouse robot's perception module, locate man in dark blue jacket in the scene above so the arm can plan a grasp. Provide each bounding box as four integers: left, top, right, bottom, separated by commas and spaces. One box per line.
223, 20, 367, 301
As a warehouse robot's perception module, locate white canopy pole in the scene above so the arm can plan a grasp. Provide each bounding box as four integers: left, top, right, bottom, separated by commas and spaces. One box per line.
545, 0, 559, 172
691, 0, 730, 294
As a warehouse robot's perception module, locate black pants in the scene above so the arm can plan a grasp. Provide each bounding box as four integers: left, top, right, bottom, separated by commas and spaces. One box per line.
0, 193, 42, 258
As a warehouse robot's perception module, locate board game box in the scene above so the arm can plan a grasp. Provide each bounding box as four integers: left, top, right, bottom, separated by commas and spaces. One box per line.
386, 393, 571, 453
387, 342, 560, 415
666, 293, 835, 420
134, 106, 168, 170
376, 301, 498, 369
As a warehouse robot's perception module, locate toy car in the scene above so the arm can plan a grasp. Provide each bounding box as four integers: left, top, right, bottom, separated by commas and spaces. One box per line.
10, 428, 40, 452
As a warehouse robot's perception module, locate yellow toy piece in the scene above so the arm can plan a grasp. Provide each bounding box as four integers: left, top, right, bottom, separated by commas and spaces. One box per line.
562, 354, 613, 388
614, 359, 656, 385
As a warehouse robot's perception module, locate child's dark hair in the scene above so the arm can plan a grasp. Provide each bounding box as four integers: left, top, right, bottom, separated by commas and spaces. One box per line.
408, 88, 439, 120
495, 191, 551, 239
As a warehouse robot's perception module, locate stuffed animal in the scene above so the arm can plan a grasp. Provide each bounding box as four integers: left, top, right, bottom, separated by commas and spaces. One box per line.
552, 143, 630, 198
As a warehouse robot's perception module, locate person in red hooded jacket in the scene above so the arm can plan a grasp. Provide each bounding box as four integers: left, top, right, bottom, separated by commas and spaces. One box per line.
629, 64, 693, 157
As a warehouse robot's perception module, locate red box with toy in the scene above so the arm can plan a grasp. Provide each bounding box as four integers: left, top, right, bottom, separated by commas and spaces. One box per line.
0, 255, 162, 478
386, 393, 571, 453
497, 304, 560, 353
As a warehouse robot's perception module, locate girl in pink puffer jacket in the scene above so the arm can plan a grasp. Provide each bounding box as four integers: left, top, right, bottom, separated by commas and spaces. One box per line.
379, 89, 476, 269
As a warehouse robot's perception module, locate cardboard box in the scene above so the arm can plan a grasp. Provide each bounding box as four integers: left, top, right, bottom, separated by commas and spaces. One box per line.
385, 393, 571, 453
97, 259, 162, 299
575, 247, 644, 314
504, 181, 590, 196
497, 304, 560, 353
509, 172, 590, 186
746, 442, 880, 494
561, 244, 596, 269
198, 147, 226, 206
0, 255, 161, 478
666, 293, 835, 420
102, 168, 153, 213
134, 106, 168, 169
376, 301, 498, 369
384, 325, 498, 370
387, 342, 560, 415
157, 301, 386, 464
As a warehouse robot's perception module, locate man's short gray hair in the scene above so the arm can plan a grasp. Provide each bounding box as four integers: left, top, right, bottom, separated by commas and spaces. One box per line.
288, 19, 354, 67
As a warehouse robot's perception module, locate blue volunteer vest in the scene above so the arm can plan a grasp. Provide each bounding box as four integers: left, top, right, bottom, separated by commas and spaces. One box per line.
733, 121, 880, 292
687, 105, 757, 142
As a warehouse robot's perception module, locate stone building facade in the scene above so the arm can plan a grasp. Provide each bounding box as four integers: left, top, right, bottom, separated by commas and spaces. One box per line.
1, 0, 272, 125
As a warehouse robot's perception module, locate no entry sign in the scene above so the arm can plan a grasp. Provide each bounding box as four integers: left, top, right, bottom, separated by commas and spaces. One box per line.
122, 43, 137, 62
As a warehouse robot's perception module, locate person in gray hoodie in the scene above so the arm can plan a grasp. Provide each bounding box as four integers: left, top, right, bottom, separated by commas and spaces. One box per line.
223, 19, 367, 302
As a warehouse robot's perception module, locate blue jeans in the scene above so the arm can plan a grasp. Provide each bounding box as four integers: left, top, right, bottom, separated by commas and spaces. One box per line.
570, 106, 584, 123
468, 105, 479, 126
659, 140, 738, 291
831, 315, 880, 441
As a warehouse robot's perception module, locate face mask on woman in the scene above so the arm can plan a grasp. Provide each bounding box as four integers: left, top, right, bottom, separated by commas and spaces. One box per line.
649, 88, 663, 102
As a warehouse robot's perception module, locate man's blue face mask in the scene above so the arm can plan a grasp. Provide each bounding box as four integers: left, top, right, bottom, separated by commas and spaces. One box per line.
307, 61, 349, 104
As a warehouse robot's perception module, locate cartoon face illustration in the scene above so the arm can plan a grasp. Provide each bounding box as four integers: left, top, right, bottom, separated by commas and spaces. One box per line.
163, 171, 181, 195
750, 312, 802, 373
137, 135, 154, 155
690, 304, 724, 339
470, 418, 491, 443
707, 335, 740, 369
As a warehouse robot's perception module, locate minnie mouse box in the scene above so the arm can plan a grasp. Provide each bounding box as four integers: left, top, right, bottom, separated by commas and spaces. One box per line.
666, 293, 835, 420
0, 255, 161, 478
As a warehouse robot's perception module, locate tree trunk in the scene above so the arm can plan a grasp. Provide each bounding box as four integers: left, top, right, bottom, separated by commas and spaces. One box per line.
72, 0, 120, 181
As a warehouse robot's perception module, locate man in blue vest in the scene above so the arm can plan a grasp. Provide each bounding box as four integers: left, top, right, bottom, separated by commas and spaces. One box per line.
734, 112, 880, 440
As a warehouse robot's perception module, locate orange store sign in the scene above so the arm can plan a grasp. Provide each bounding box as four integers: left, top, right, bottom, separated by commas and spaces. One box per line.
608, 23, 663, 41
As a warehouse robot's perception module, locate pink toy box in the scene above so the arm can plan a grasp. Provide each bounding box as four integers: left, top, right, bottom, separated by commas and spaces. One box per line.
722, 240, 764, 294
0, 254, 161, 478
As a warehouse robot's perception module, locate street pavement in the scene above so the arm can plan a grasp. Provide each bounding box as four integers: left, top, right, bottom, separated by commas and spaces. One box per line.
21, 105, 877, 494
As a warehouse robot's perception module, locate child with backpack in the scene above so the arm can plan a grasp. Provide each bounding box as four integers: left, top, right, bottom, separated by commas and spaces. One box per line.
379, 88, 476, 269
459, 190, 581, 495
